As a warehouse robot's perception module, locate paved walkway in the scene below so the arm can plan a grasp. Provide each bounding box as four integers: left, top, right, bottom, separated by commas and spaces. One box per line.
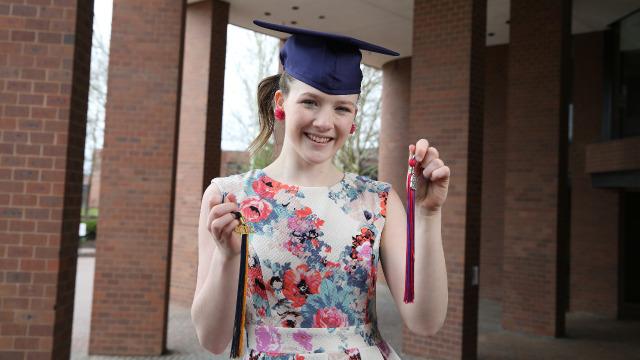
71, 250, 640, 359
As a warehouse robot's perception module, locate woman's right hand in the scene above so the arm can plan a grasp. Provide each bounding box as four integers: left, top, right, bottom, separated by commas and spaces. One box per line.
208, 192, 243, 260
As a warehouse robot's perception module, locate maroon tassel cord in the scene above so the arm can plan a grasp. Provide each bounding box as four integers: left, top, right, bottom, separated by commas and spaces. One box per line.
405, 154, 418, 303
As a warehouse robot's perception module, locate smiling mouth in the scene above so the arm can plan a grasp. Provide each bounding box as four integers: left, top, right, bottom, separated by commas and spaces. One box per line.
305, 133, 333, 144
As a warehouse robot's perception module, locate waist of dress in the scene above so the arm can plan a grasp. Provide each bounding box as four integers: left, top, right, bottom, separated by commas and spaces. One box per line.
246, 321, 385, 354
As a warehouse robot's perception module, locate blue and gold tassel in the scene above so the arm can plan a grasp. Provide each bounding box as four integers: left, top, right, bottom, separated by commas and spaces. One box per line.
222, 192, 253, 359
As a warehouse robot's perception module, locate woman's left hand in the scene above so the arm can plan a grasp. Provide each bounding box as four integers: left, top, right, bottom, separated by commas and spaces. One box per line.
410, 139, 450, 213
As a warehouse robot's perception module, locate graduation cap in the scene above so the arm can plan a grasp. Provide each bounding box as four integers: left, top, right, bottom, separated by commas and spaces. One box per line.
253, 19, 400, 95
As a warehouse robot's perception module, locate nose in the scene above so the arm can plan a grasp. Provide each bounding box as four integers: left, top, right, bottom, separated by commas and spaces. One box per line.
312, 107, 335, 131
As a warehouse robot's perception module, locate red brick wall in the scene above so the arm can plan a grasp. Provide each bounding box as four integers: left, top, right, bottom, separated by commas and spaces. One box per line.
569, 31, 619, 317
480, 45, 508, 302
406, 0, 486, 358
0, 0, 93, 358
585, 137, 640, 173
90, 0, 185, 354
171, 0, 228, 308
502, 0, 572, 337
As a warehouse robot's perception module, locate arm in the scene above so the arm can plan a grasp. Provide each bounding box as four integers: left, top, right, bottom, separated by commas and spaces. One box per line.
379, 138, 450, 336
379, 188, 448, 336
191, 183, 240, 354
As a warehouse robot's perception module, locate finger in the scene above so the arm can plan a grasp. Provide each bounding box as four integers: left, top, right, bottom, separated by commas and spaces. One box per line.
408, 144, 416, 156
421, 147, 439, 169
422, 158, 444, 179
430, 165, 450, 181
209, 201, 238, 222
209, 191, 224, 211
210, 212, 237, 240
221, 216, 239, 241
414, 139, 430, 162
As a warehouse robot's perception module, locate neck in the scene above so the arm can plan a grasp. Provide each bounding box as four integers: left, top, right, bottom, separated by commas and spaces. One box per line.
263, 149, 343, 187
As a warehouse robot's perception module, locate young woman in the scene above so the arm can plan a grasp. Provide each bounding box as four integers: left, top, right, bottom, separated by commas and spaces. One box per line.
191, 20, 450, 359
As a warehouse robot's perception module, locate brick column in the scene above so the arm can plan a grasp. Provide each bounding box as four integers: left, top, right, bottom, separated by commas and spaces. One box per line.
405, 1, 486, 359
480, 45, 508, 302
379, 57, 411, 203
0, 1, 93, 358
89, 0, 185, 354
502, 0, 572, 336
569, 31, 619, 317
171, 0, 228, 307
378, 57, 411, 285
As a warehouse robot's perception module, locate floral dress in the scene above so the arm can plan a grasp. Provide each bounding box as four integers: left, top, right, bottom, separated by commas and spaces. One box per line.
211, 168, 402, 360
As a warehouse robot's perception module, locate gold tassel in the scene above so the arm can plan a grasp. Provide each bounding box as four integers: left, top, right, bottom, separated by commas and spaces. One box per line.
230, 213, 253, 358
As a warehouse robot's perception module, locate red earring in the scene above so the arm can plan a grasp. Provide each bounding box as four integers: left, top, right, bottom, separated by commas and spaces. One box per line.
274, 107, 285, 121
350, 123, 356, 134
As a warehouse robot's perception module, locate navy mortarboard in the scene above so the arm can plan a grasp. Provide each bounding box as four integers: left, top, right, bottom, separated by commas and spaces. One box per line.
253, 19, 399, 95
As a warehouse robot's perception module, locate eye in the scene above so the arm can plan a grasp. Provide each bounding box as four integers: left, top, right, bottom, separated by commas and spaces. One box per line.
301, 99, 317, 106
336, 107, 351, 113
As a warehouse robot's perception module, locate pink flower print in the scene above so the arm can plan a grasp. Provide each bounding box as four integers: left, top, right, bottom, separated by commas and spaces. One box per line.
355, 242, 372, 263
345, 348, 362, 359
296, 206, 312, 217
379, 191, 389, 217
248, 261, 271, 300
240, 196, 272, 222
253, 174, 298, 199
288, 216, 310, 234
292, 330, 313, 351
252, 176, 281, 198
313, 306, 349, 328
283, 264, 322, 307
255, 325, 282, 352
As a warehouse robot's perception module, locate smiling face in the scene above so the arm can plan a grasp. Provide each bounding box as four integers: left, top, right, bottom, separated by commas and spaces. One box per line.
274, 79, 359, 165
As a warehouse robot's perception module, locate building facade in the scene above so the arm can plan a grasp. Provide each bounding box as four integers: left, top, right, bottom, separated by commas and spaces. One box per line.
1, 0, 639, 359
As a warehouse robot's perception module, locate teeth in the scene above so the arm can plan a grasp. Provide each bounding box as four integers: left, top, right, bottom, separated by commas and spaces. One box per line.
306, 133, 331, 143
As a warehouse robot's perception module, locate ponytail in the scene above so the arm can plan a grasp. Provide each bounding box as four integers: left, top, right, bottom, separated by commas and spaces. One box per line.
247, 71, 294, 158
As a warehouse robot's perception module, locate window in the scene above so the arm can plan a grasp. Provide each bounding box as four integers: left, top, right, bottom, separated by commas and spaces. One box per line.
605, 9, 640, 139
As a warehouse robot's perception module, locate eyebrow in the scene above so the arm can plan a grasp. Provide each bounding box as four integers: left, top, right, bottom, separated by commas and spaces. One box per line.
299, 92, 355, 107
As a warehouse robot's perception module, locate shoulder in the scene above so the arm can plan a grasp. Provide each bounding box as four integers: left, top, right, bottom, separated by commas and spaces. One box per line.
350, 173, 392, 195
208, 168, 260, 199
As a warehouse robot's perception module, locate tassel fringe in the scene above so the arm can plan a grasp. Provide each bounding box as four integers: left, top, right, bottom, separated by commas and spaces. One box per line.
404, 156, 417, 303
230, 232, 249, 358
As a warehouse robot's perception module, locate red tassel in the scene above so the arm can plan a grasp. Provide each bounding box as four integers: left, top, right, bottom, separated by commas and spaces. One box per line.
405, 155, 418, 303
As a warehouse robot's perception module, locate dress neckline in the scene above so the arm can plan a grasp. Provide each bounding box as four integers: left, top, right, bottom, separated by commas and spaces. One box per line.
255, 168, 349, 191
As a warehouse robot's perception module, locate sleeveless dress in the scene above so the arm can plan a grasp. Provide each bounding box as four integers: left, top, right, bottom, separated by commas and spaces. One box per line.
211, 168, 403, 360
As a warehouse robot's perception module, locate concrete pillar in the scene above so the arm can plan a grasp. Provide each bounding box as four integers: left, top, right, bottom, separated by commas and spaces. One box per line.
569, 31, 619, 317
405, 1, 486, 358
0, 1, 93, 358
90, 0, 185, 354
502, 0, 572, 337
171, 0, 228, 307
